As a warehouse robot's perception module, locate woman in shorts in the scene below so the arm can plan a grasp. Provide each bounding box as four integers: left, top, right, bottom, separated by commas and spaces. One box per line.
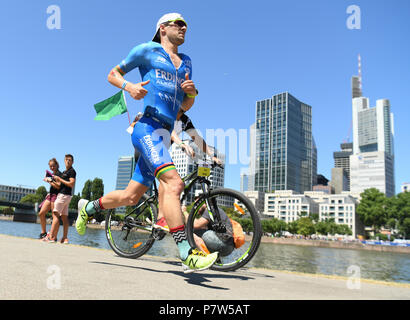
38, 158, 61, 239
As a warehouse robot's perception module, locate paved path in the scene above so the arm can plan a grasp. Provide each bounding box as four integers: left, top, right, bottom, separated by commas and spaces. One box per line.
0, 234, 409, 300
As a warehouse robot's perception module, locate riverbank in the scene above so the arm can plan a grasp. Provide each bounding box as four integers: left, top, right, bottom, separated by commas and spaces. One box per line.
257, 236, 410, 254
1, 215, 408, 254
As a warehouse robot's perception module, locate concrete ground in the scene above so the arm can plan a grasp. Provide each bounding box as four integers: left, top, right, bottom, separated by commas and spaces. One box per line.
0, 234, 409, 300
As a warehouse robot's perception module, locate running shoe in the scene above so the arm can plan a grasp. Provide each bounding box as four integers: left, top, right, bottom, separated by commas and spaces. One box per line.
153, 217, 170, 232
182, 249, 218, 273
60, 238, 69, 244
42, 234, 57, 243
76, 199, 89, 235
39, 232, 47, 239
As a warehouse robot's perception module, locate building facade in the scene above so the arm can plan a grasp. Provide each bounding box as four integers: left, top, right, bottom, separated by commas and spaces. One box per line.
319, 194, 363, 237
264, 190, 318, 223
170, 140, 226, 205
330, 167, 349, 194
240, 172, 249, 193
115, 155, 136, 214
0, 184, 36, 203
263, 190, 364, 237
253, 92, 315, 194
243, 190, 265, 216
333, 142, 353, 190
350, 151, 395, 197
350, 79, 395, 196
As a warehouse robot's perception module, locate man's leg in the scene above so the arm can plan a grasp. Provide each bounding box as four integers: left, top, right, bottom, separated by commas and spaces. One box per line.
61, 198, 70, 241
158, 169, 218, 272
76, 180, 148, 235
158, 170, 192, 260
61, 215, 69, 240
49, 211, 60, 240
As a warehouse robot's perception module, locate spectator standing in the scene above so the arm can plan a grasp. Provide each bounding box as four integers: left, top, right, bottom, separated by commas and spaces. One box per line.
38, 158, 62, 239
45, 154, 76, 243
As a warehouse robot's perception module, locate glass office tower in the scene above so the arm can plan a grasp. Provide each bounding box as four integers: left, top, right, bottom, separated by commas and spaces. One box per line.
115, 155, 135, 214
254, 92, 315, 194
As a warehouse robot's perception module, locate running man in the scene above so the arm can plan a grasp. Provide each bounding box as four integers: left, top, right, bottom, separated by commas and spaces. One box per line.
76, 13, 218, 273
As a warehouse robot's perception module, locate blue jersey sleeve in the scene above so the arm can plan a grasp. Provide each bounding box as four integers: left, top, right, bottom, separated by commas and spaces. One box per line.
119, 43, 150, 74
181, 54, 193, 80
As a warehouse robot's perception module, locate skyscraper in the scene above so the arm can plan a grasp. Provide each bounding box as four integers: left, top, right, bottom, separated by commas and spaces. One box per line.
333, 142, 353, 190
253, 92, 316, 193
349, 63, 395, 197
115, 155, 135, 214
240, 172, 249, 193
352, 97, 394, 156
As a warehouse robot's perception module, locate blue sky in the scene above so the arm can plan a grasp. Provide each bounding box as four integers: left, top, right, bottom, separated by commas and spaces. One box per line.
0, 0, 409, 195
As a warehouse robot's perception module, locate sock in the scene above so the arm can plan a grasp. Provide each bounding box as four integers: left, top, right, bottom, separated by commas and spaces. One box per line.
170, 225, 192, 261
85, 198, 104, 217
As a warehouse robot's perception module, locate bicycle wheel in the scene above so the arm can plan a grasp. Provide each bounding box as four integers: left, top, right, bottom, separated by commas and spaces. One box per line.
105, 194, 158, 259
186, 188, 262, 272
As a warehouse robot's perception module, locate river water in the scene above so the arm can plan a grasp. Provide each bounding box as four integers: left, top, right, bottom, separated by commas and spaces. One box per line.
1, 219, 409, 284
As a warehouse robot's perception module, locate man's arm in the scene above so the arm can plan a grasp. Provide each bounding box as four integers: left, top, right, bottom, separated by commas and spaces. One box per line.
50, 180, 61, 190
187, 130, 222, 164
107, 65, 150, 100
194, 217, 209, 229
180, 73, 197, 112
54, 176, 75, 189
171, 130, 195, 158
108, 43, 151, 100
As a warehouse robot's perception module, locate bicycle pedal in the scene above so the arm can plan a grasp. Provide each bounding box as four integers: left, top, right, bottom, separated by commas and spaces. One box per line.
152, 228, 166, 240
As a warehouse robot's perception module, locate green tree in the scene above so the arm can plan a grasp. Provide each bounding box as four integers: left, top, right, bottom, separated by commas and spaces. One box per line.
261, 219, 272, 234
91, 178, 104, 200
356, 188, 388, 233
36, 186, 47, 200
69, 193, 81, 210
296, 217, 315, 236
327, 221, 340, 235
399, 218, 410, 239
310, 213, 320, 223
1, 207, 14, 215
20, 186, 47, 204
336, 224, 352, 236
287, 221, 298, 234
387, 191, 410, 238
236, 217, 253, 233
315, 221, 329, 235
82, 180, 92, 200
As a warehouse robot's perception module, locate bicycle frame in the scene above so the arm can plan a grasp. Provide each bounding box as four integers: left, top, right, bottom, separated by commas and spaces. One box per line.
123, 162, 224, 228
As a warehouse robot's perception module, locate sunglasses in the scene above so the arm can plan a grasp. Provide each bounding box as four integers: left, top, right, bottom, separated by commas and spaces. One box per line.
165, 20, 187, 28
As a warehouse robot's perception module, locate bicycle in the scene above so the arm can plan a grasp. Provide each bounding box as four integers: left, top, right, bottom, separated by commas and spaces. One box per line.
104, 160, 262, 272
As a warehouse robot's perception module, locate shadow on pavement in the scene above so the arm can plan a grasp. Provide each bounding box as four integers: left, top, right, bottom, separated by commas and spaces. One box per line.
89, 258, 266, 290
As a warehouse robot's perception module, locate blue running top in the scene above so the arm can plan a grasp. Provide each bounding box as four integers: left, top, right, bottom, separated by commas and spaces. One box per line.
119, 41, 192, 129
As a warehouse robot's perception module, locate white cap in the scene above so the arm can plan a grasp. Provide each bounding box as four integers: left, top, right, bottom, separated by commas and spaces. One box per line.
152, 13, 187, 43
